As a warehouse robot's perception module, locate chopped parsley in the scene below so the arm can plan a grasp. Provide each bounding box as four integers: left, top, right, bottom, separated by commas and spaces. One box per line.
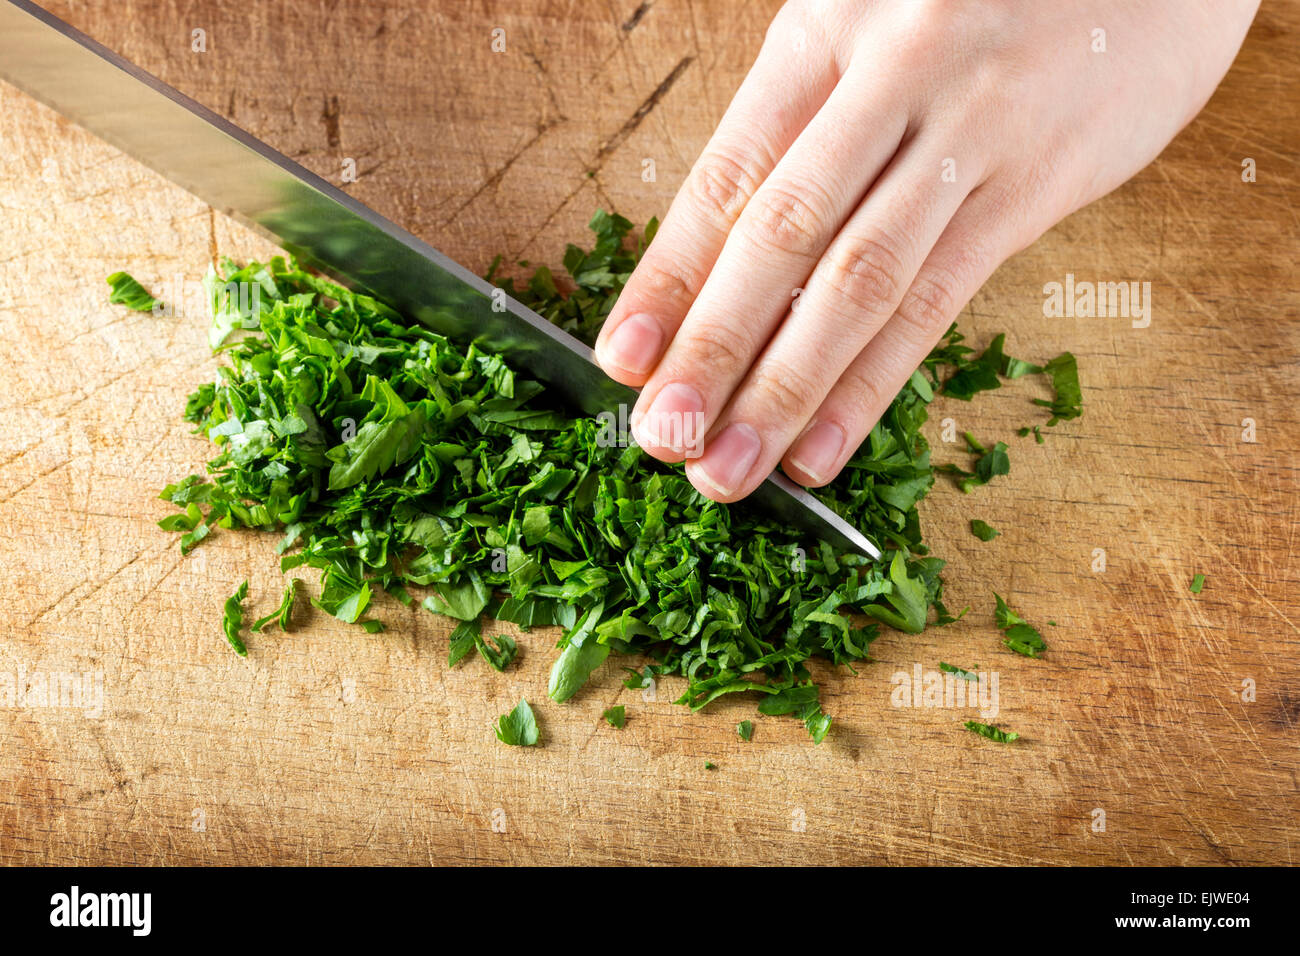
940, 439, 1010, 493
1033, 353, 1083, 426
939, 662, 980, 682
251, 578, 299, 632
132, 210, 1082, 743
622, 666, 654, 690
221, 580, 249, 657
994, 593, 1048, 658
495, 698, 540, 746
965, 720, 1019, 743
106, 271, 162, 312
476, 633, 518, 672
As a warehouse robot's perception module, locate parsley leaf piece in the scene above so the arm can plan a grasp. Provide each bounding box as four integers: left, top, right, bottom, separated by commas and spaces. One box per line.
993, 593, 1026, 629
179, 521, 211, 555
495, 698, 540, 746
704, 761, 718, 770
970, 519, 1000, 541
603, 705, 626, 728
423, 573, 489, 622
965, 720, 1019, 743
737, 720, 754, 741
1003, 625, 1046, 658
548, 634, 611, 702
251, 579, 299, 632
476, 632, 518, 672
316, 578, 371, 624
940, 333, 1041, 399
106, 271, 162, 312
1189, 573, 1205, 594
939, 662, 979, 682
447, 619, 480, 667
993, 593, 1048, 658
755, 684, 833, 743
942, 438, 1010, 493
1032, 352, 1083, 425
221, 580, 250, 657
972, 442, 1011, 488
158, 502, 203, 532
622, 666, 654, 690
908, 368, 934, 402
941, 346, 1002, 399
861, 551, 930, 634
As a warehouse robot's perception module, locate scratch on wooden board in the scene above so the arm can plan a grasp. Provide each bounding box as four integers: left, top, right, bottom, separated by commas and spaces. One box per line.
621, 0, 654, 31
511, 55, 694, 257
592, 54, 693, 166
440, 118, 565, 228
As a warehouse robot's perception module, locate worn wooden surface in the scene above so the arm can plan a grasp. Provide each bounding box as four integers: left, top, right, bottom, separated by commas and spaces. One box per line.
0, 0, 1296, 865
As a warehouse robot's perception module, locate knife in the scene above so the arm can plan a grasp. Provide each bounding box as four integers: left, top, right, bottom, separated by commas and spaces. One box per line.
0, 0, 882, 560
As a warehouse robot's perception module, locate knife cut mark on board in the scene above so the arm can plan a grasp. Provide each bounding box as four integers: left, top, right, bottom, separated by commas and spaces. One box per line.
621, 0, 655, 32
441, 116, 566, 227
593, 54, 693, 164
320, 93, 341, 149
511, 55, 694, 258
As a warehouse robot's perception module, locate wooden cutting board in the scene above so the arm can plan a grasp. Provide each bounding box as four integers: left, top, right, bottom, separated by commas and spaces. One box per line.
1, 0, 1296, 865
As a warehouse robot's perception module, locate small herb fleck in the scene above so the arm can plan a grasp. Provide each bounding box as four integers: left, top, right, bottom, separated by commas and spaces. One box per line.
495, 698, 540, 746
939, 662, 979, 682
994, 592, 1047, 658
251, 578, 299, 632
222, 580, 249, 657
477, 632, 518, 672
106, 271, 162, 312
965, 720, 1019, 743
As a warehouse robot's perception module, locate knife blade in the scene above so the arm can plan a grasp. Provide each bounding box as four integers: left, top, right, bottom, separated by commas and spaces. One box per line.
0, 0, 882, 560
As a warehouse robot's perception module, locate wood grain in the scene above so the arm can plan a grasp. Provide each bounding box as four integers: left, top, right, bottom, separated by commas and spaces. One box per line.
0, 0, 1296, 865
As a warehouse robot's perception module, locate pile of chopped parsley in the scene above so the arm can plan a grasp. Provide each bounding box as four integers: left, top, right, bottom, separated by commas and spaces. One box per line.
122, 210, 1080, 743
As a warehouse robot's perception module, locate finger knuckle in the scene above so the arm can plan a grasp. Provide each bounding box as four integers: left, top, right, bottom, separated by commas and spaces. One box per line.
637, 257, 704, 312
688, 150, 763, 229
750, 361, 820, 423
681, 322, 751, 373
896, 272, 960, 338
825, 237, 906, 317
841, 366, 891, 425
745, 185, 825, 258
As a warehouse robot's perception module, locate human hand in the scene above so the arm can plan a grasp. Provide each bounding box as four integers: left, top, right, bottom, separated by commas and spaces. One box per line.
594, 0, 1258, 501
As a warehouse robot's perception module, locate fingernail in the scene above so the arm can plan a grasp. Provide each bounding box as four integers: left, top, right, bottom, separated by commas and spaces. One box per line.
788, 421, 845, 484
602, 313, 663, 375
694, 423, 761, 497
632, 382, 705, 452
